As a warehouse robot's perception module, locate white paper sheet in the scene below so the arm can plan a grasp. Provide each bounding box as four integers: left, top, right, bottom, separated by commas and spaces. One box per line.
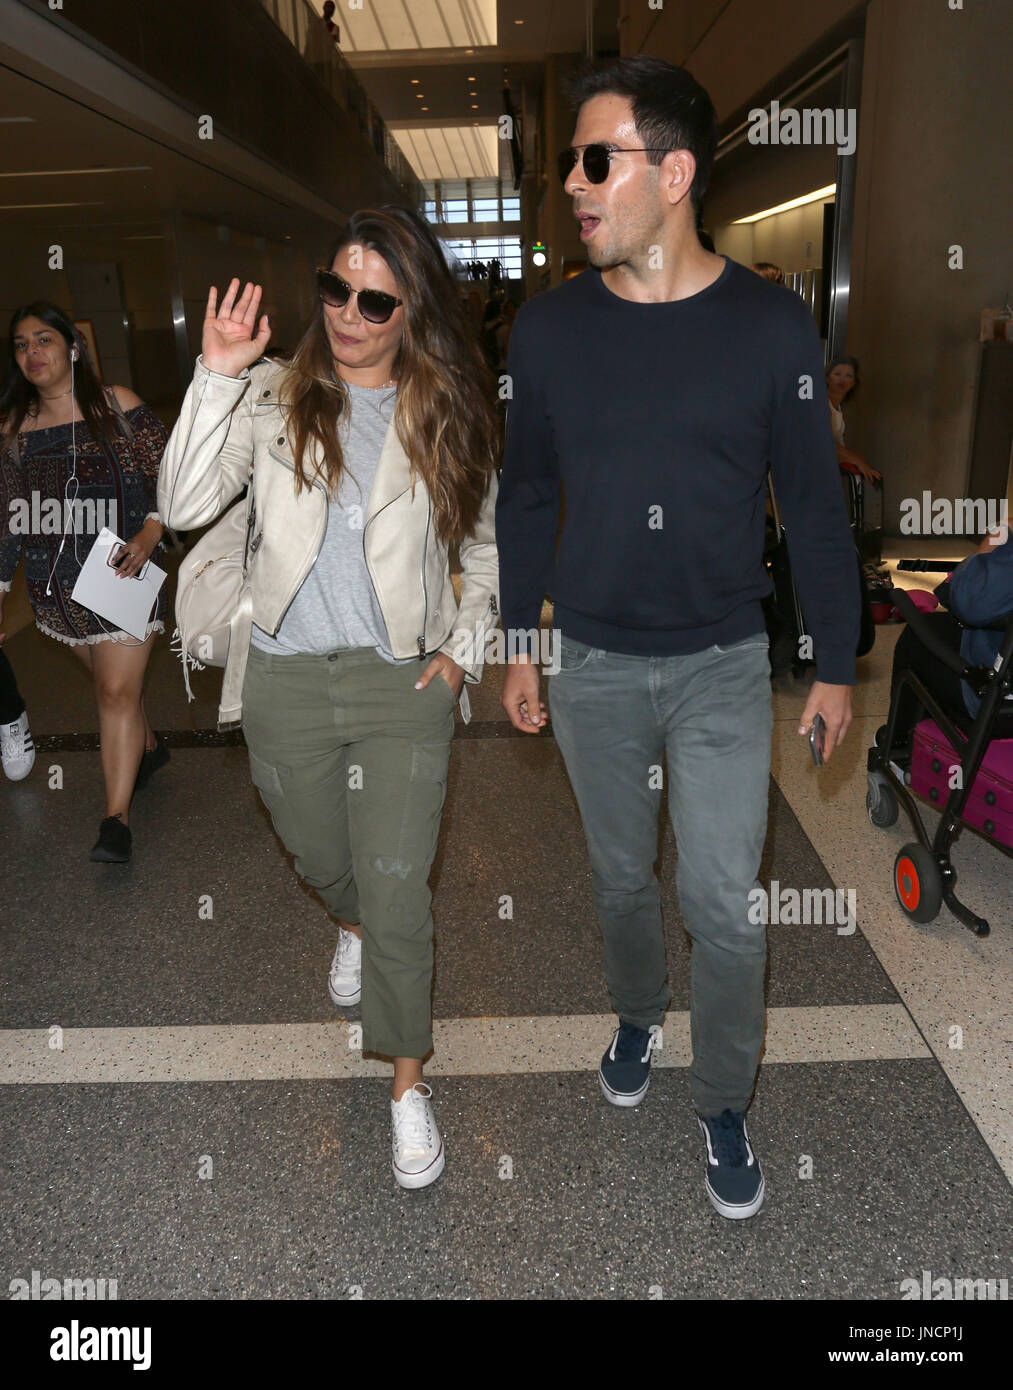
70, 527, 166, 641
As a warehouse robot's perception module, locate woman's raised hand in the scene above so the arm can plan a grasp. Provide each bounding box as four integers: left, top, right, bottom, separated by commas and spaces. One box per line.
202, 279, 272, 377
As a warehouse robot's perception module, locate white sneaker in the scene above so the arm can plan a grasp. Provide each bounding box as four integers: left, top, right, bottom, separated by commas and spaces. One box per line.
391, 1083, 445, 1190
1, 711, 34, 781
327, 927, 362, 1006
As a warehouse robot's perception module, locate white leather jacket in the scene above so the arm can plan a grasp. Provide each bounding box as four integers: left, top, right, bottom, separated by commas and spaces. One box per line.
157, 357, 500, 722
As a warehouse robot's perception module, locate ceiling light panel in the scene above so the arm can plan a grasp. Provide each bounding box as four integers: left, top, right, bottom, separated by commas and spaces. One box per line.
391, 123, 499, 180
732, 184, 836, 224
341, 0, 496, 53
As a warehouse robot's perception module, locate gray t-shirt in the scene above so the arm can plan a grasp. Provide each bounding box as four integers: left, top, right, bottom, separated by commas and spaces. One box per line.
251, 380, 406, 659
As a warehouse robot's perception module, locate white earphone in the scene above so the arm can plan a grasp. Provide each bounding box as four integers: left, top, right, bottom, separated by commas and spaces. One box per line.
45, 345, 79, 596
43, 339, 145, 644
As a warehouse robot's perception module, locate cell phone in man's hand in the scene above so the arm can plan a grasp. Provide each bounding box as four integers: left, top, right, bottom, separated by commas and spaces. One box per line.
809, 712, 826, 766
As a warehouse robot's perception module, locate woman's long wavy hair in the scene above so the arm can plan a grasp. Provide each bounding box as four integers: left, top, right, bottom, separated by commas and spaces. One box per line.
0, 301, 120, 448
281, 206, 500, 545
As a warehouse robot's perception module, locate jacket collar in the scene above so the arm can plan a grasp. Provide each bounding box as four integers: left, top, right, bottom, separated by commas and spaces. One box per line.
364, 420, 414, 523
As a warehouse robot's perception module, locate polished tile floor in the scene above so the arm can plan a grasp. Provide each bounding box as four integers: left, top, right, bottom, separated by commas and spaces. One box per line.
2, 544, 1011, 1299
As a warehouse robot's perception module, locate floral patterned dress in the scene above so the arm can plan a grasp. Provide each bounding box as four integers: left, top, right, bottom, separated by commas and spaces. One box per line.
0, 401, 168, 644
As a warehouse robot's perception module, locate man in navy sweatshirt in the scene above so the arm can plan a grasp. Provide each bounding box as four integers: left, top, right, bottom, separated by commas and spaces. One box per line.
496, 56, 860, 1220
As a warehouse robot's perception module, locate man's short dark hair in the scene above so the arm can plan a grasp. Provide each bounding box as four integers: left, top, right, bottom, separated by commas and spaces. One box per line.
566, 57, 719, 220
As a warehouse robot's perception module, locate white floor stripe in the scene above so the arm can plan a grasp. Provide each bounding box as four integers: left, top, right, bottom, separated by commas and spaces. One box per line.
2, 1004, 928, 1084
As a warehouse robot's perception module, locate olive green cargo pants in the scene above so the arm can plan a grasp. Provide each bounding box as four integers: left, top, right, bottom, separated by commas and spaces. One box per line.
242, 643, 455, 1058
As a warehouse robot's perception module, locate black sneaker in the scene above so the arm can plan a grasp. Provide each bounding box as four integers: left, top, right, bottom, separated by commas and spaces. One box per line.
599, 1021, 662, 1107
90, 814, 132, 863
134, 736, 170, 792
698, 1109, 765, 1219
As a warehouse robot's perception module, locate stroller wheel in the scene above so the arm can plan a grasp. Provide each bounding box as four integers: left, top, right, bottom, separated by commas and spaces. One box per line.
867, 773, 899, 828
894, 844, 943, 924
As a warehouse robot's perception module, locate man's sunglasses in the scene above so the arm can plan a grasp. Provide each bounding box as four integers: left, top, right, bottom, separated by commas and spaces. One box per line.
316, 269, 403, 324
557, 144, 673, 186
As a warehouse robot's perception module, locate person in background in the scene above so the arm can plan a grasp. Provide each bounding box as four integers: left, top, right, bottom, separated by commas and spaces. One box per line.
495, 300, 517, 369
885, 524, 1013, 756
480, 298, 506, 372
303, 3, 339, 76
158, 207, 500, 1191
949, 524, 1013, 714
0, 646, 34, 781
826, 356, 881, 486
751, 261, 785, 285
0, 302, 170, 862
322, 0, 340, 44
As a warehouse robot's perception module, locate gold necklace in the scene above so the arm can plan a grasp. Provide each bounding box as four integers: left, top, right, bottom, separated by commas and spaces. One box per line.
333, 367, 397, 390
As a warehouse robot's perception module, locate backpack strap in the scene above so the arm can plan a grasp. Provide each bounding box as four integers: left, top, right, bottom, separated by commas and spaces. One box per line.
218, 473, 257, 728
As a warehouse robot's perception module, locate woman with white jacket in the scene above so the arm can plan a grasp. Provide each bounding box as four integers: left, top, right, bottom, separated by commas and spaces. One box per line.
158, 207, 500, 1189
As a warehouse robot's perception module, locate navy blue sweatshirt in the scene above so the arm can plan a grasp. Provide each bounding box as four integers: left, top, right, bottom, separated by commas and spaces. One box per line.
948, 534, 1013, 714
495, 257, 860, 685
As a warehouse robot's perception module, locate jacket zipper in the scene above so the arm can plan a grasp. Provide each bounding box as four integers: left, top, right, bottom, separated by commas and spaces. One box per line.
418, 494, 431, 659
359, 485, 425, 656
268, 445, 328, 631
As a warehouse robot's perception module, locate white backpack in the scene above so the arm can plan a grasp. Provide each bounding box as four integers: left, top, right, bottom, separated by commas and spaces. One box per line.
170, 480, 256, 728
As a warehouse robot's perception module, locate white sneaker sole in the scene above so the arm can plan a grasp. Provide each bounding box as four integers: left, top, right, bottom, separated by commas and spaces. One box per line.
3, 759, 35, 781
704, 1171, 765, 1220
327, 977, 361, 1007
393, 1143, 445, 1190
598, 1069, 650, 1107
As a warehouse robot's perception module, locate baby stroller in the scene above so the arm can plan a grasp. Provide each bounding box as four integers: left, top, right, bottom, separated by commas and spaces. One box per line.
866, 561, 1013, 935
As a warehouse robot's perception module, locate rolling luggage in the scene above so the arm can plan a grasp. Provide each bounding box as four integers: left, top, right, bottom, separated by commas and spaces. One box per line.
909, 719, 1013, 850
764, 475, 874, 677
867, 575, 1013, 934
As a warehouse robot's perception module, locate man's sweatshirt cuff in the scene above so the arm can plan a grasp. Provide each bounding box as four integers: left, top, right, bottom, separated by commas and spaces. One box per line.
500, 607, 543, 657
816, 647, 857, 686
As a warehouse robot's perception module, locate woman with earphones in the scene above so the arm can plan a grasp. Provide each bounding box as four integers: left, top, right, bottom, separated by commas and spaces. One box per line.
0, 302, 170, 862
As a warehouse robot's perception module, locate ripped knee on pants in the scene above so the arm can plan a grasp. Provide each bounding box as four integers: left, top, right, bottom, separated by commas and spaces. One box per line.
374, 854, 412, 880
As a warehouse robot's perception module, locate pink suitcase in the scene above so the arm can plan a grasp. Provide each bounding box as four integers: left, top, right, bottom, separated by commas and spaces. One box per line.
910, 719, 1013, 849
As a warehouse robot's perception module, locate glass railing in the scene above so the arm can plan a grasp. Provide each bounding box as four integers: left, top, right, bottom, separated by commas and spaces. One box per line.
259, 0, 422, 208
23, 0, 423, 218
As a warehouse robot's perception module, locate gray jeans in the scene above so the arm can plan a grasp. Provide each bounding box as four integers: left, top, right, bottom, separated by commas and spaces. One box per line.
548, 632, 773, 1116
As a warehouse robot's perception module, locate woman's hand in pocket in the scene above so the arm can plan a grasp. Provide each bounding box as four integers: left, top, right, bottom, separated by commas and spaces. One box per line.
415, 654, 464, 698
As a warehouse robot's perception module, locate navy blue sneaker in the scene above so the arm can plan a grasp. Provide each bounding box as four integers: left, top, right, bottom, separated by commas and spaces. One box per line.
697, 1109, 765, 1219
599, 1022, 662, 1107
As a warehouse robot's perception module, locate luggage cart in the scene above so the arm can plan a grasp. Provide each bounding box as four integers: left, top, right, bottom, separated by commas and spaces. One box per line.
866, 562, 1013, 935
763, 474, 875, 678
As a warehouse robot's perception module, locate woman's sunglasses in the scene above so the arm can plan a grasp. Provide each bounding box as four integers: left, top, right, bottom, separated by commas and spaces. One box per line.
316, 269, 403, 324
557, 144, 673, 186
